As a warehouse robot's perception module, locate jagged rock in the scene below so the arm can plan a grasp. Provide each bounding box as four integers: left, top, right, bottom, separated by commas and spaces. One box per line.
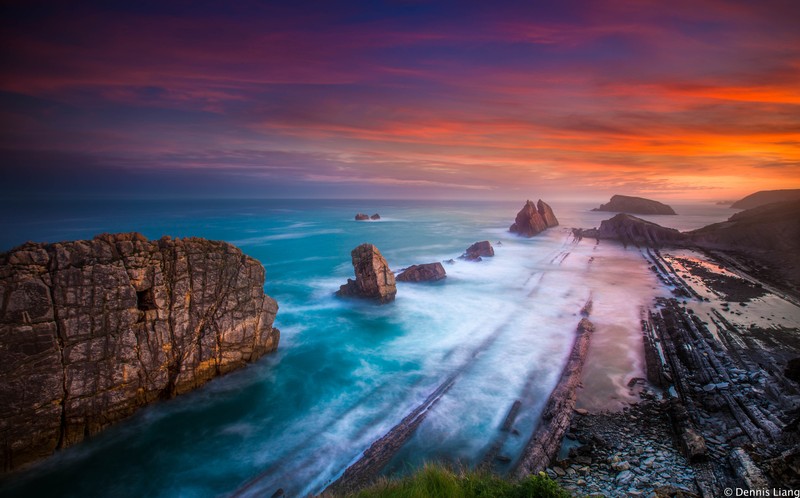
580, 214, 685, 248
336, 244, 396, 303
461, 241, 494, 261
509, 199, 558, 237
785, 358, 800, 384
0, 233, 279, 471
370, 213, 381, 220
730, 189, 800, 209
355, 213, 370, 221
396, 263, 446, 282
592, 195, 676, 215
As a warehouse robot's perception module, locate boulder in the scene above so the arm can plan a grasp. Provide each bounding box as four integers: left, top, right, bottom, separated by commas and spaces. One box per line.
509, 199, 558, 237
396, 263, 446, 282
370, 213, 380, 220
462, 241, 494, 261
592, 194, 676, 215
0, 233, 279, 471
337, 244, 397, 303
355, 213, 370, 221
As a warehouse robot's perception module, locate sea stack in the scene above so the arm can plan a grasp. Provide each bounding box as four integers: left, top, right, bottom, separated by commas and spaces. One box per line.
396, 262, 447, 282
462, 241, 494, 261
509, 199, 559, 237
592, 195, 676, 215
0, 233, 279, 471
337, 243, 397, 303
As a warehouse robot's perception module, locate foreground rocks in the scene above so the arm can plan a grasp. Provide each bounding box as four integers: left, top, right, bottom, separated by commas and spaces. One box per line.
0, 233, 279, 471
461, 241, 495, 261
593, 195, 676, 215
509, 199, 559, 237
336, 244, 397, 303
396, 263, 446, 282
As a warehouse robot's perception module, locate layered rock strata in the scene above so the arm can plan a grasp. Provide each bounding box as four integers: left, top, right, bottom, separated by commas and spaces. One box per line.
592, 195, 676, 215
396, 263, 446, 282
509, 199, 559, 237
0, 233, 279, 471
336, 244, 396, 303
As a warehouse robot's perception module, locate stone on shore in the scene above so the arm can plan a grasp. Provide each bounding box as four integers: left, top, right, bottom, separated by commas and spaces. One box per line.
336, 243, 397, 303
461, 241, 494, 261
0, 233, 279, 471
509, 199, 558, 237
396, 262, 446, 282
592, 194, 676, 215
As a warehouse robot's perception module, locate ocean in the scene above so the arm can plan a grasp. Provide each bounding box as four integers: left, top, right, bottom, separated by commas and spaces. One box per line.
0, 198, 737, 497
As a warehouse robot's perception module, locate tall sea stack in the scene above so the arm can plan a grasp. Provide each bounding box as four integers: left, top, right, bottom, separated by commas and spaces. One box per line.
0, 233, 279, 471
509, 199, 559, 237
337, 244, 397, 303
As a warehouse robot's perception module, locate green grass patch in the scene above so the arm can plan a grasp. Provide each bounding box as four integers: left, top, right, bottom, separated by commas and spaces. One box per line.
343, 463, 571, 498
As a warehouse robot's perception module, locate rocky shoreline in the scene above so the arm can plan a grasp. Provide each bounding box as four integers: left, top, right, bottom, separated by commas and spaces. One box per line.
543, 239, 800, 497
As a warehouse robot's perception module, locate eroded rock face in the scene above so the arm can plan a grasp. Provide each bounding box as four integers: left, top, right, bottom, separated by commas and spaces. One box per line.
462, 241, 494, 261
592, 195, 676, 215
336, 244, 396, 303
579, 213, 685, 248
0, 233, 279, 472
396, 263, 446, 282
509, 199, 558, 237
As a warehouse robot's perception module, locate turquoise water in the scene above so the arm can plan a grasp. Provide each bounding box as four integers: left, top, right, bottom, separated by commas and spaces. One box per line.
0, 199, 734, 497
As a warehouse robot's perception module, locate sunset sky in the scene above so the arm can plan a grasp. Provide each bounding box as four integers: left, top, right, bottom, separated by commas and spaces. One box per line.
2, 0, 799, 201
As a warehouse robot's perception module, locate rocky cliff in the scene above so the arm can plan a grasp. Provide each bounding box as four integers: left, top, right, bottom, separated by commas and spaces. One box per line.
0, 233, 279, 471
730, 189, 800, 210
337, 244, 397, 303
592, 195, 676, 215
578, 214, 685, 248
509, 199, 559, 237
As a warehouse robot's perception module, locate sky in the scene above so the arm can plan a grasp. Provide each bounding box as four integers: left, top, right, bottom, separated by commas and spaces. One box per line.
1, 0, 799, 201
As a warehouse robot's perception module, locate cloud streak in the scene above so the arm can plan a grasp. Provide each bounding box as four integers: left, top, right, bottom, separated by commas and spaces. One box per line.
1, 0, 799, 200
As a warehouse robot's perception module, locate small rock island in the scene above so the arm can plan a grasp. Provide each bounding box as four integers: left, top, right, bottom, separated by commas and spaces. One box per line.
396, 262, 446, 282
461, 241, 495, 261
592, 194, 676, 215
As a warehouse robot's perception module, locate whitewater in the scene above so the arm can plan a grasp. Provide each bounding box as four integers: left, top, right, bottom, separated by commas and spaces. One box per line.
0, 198, 735, 497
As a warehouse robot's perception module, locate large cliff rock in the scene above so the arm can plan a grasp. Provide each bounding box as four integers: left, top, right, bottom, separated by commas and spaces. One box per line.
336, 244, 396, 303
509, 199, 559, 237
690, 200, 800, 290
0, 233, 279, 471
396, 263, 446, 282
593, 195, 676, 215
730, 189, 800, 210
579, 213, 685, 248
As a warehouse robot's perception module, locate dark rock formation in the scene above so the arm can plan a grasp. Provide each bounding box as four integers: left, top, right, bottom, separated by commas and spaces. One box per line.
336, 244, 396, 303
461, 241, 494, 261
509, 199, 559, 237
355, 213, 370, 221
0, 233, 279, 471
592, 195, 676, 215
370, 213, 380, 220
579, 213, 685, 248
396, 263, 446, 282
730, 189, 800, 209
690, 200, 800, 289
514, 316, 595, 477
